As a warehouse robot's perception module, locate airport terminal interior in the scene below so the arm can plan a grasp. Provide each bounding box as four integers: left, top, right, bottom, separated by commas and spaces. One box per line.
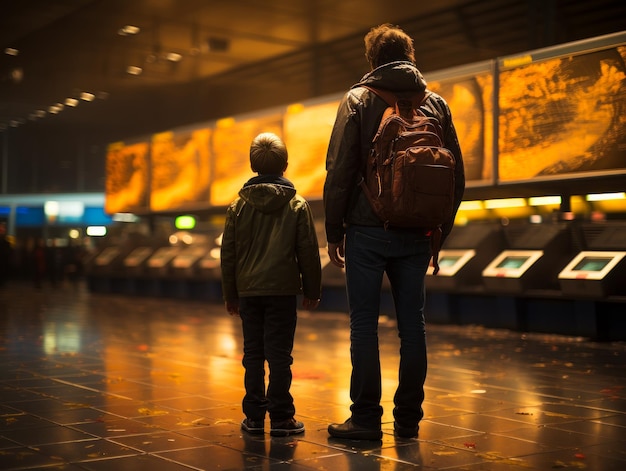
1, 1, 626, 469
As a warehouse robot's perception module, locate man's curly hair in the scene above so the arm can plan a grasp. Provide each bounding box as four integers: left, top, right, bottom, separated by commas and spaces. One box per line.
364, 24, 416, 69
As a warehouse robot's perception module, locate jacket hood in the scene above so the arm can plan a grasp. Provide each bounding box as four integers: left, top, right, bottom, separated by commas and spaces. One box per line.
239, 175, 296, 213
353, 61, 427, 95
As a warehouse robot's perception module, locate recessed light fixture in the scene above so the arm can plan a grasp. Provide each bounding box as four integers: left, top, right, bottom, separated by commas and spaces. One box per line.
80, 92, 95, 102
126, 65, 143, 75
118, 25, 140, 36
65, 98, 79, 107
48, 104, 64, 114
4, 47, 19, 56
165, 52, 182, 62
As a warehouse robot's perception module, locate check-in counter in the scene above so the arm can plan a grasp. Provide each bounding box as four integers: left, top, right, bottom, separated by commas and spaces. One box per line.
85, 246, 127, 292
123, 246, 154, 277
559, 251, 626, 297
426, 224, 505, 290
146, 246, 183, 278
481, 224, 571, 294
89, 246, 124, 274
171, 246, 209, 279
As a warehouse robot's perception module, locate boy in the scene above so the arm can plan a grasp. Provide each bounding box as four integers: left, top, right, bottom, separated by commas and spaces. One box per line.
221, 132, 322, 437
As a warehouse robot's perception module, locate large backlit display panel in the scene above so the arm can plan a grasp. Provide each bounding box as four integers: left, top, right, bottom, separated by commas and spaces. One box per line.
283, 100, 339, 199
150, 128, 212, 212
105, 141, 150, 214
498, 34, 626, 183
426, 61, 494, 186
210, 115, 283, 206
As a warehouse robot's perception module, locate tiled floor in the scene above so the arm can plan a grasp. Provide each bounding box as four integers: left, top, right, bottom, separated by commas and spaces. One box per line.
0, 281, 625, 470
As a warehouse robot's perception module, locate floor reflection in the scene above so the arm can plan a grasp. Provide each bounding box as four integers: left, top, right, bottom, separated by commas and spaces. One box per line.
0, 282, 625, 470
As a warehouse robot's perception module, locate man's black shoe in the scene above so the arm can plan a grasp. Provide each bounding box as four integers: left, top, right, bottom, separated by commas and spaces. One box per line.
394, 421, 418, 438
328, 418, 382, 440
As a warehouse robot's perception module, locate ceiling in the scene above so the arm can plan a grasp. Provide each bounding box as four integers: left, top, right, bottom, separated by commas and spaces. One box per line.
1, 0, 625, 194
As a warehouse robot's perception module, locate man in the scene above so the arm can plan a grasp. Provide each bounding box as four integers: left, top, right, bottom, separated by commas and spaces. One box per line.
323, 24, 465, 440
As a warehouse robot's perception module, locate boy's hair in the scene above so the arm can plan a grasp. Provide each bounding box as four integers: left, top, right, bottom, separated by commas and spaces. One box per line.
250, 132, 288, 174
364, 24, 415, 70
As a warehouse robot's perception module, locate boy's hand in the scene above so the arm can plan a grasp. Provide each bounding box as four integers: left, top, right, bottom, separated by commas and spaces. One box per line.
302, 297, 320, 310
225, 300, 239, 316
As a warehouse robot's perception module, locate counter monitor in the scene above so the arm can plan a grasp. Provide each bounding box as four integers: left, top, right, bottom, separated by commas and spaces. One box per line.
482, 250, 544, 279
427, 250, 476, 276
559, 251, 626, 281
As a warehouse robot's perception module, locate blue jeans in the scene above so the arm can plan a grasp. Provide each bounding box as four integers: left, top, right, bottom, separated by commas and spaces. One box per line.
239, 296, 297, 422
344, 225, 431, 429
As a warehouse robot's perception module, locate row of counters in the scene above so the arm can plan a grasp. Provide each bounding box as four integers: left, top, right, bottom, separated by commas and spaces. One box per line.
85, 221, 626, 341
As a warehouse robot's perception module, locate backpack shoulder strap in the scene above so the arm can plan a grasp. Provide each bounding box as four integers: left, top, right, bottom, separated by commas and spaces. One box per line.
362, 85, 426, 109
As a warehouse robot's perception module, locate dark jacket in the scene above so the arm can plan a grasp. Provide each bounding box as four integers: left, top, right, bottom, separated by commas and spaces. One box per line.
221, 175, 322, 302
323, 61, 465, 244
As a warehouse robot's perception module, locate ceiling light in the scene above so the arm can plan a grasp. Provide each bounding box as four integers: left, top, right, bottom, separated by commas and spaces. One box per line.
118, 25, 140, 36
49, 104, 64, 114
80, 92, 95, 102
165, 52, 182, 62
34, 110, 46, 118
9, 120, 20, 127
4, 47, 19, 56
65, 98, 79, 107
126, 65, 142, 75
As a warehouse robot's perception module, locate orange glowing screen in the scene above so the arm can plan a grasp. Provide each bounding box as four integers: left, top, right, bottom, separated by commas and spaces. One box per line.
498, 46, 626, 182
428, 73, 494, 183
210, 115, 283, 206
150, 128, 212, 211
105, 141, 150, 214
283, 100, 339, 199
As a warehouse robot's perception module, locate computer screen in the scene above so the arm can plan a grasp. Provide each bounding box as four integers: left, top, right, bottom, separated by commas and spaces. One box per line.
572, 257, 612, 272
495, 256, 529, 269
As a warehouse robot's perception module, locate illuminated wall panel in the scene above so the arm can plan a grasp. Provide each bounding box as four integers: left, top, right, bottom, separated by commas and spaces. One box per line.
210, 115, 283, 206
150, 128, 212, 212
498, 44, 626, 182
283, 100, 339, 199
105, 141, 150, 214
428, 72, 494, 185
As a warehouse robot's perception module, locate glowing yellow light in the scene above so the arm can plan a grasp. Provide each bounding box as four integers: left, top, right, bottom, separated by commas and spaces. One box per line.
459, 200, 484, 211
528, 196, 561, 206
484, 198, 527, 209
287, 103, 305, 114
586, 192, 625, 202
216, 117, 235, 128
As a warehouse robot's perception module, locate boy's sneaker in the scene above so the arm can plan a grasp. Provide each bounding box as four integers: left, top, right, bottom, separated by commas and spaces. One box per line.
270, 417, 305, 437
241, 418, 264, 435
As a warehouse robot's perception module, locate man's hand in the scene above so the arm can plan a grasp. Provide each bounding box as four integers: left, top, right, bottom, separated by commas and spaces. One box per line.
225, 300, 239, 317
328, 241, 345, 269
302, 297, 320, 310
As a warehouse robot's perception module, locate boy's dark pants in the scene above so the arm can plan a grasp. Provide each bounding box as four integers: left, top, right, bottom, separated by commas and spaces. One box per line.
239, 295, 297, 422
